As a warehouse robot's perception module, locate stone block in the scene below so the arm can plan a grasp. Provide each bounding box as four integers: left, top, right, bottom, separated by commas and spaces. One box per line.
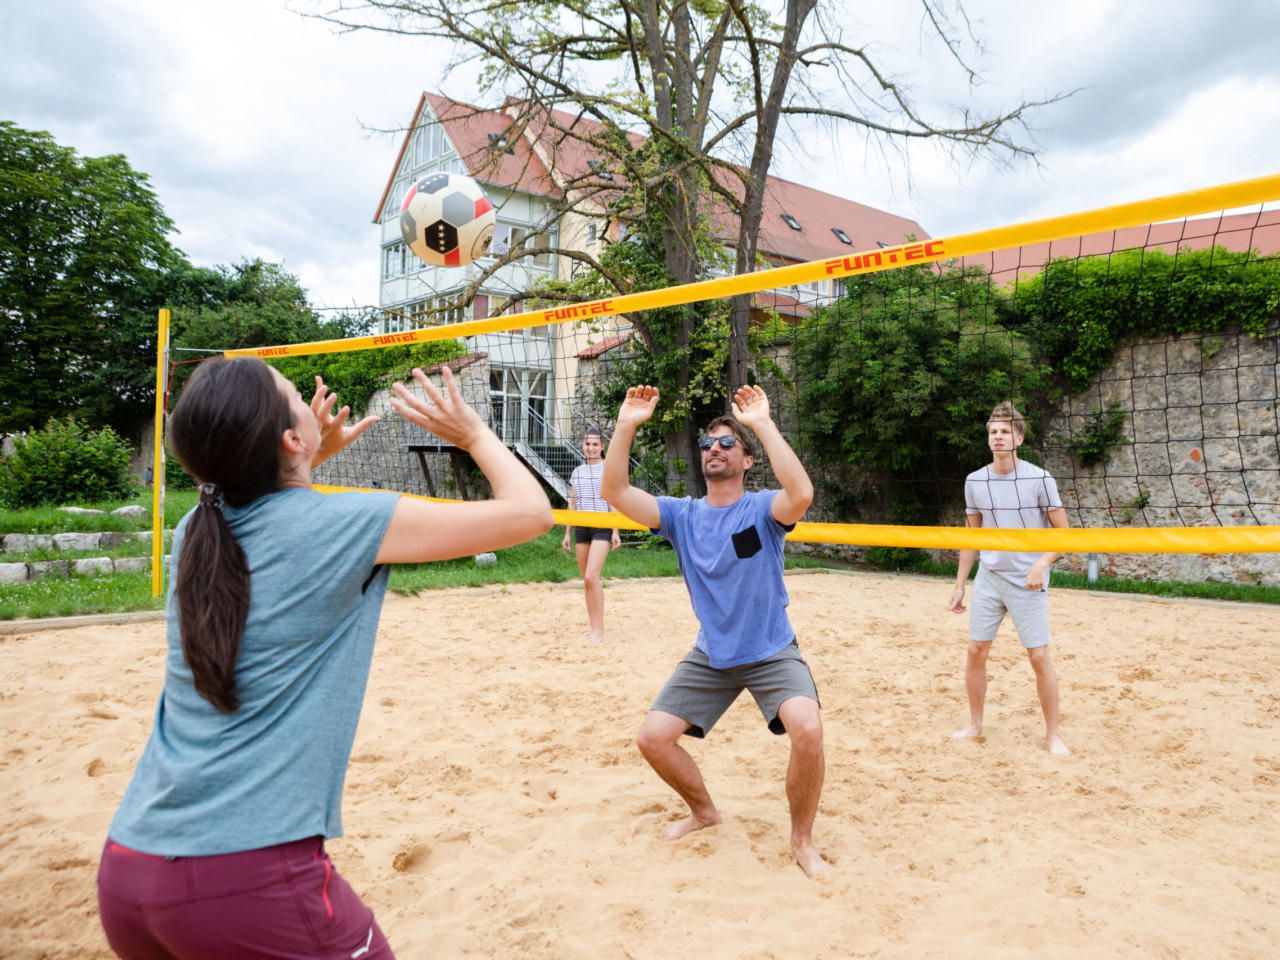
29, 560, 70, 579
53, 532, 101, 552
1141, 477, 1177, 508
1099, 349, 1134, 381
4, 534, 54, 552
1238, 400, 1278, 437
113, 557, 150, 573
1070, 386, 1103, 416
1130, 342, 1168, 378
1201, 334, 1239, 370
1200, 369, 1239, 404
1200, 403, 1240, 439
1078, 508, 1115, 528
1165, 407, 1203, 441
0, 562, 28, 583
98, 531, 137, 548
1238, 363, 1277, 401
1168, 442, 1207, 474
1131, 409, 1168, 442
1142, 505, 1181, 526
1074, 477, 1111, 509
1238, 334, 1276, 366
1170, 473, 1211, 506
112, 505, 148, 518
1133, 443, 1172, 476
1176, 506, 1218, 526
1207, 472, 1249, 505
1165, 373, 1202, 407
1252, 504, 1280, 525
1103, 476, 1141, 505
1166, 337, 1202, 374
1131, 376, 1167, 410
1214, 505, 1255, 525
58, 506, 105, 515
1240, 436, 1280, 470
1099, 378, 1133, 410
1243, 471, 1280, 507
74, 557, 114, 577
1103, 445, 1138, 477
1202, 438, 1243, 472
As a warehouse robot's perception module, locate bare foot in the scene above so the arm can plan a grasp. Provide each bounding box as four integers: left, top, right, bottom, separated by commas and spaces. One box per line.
793, 841, 832, 879
1047, 734, 1071, 757
659, 811, 721, 841
588, 629, 605, 645
949, 724, 983, 740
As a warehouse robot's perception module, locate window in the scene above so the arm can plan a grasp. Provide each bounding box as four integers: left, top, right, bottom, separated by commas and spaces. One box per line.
586, 223, 597, 244
382, 243, 409, 280
780, 212, 802, 231
876, 241, 890, 248
472, 294, 489, 320
587, 159, 614, 181
385, 180, 408, 221
488, 132, 514, 154
832, 227, 853, 245
410, 128, 426, 168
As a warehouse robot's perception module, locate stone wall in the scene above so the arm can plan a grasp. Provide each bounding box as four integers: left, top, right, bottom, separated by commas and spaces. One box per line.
1041, 326, 1279, 584
312, 355, 492, 499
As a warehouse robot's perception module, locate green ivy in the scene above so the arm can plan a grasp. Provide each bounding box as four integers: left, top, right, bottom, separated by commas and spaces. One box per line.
269, 339, 467, 415
1067, 403, 1128, 466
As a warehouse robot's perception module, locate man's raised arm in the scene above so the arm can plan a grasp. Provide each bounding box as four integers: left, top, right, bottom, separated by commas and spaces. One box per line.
601, 385, 662, 530
731, 385, 813, 526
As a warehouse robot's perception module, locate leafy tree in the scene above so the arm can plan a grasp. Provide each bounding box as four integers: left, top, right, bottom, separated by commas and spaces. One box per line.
304, 0, 1061, 495
794, 264, 1040, 521
0, 122, 180, 433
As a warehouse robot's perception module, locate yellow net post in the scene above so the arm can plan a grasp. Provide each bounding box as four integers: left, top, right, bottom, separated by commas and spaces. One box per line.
150, 308, 170, 598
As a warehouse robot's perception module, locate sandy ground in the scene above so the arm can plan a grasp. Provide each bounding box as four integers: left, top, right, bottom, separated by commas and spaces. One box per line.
1, 569, 1277, 959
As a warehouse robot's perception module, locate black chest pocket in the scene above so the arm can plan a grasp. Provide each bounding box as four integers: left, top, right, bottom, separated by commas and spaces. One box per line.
732, 525, 762, 559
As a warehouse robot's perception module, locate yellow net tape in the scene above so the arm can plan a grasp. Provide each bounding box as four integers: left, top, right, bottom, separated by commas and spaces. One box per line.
230, 172, 1280, 360
289, 175, 1280, 556
313, 489, 1280, 553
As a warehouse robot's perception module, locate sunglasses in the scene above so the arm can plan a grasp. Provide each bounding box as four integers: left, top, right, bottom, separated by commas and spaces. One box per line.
698, 435, 740, 451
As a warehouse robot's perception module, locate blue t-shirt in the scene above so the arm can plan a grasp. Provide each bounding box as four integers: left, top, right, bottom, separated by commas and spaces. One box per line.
654, 489, 795, 668
109, 486, 399, 856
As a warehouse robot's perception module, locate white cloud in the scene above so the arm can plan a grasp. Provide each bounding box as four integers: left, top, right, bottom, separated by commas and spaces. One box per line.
3, 0, 1278, 313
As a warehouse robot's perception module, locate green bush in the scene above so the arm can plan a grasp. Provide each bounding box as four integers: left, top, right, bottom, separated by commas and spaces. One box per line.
863, 546, 928, 571
0, 419, 136, 508
165, 453, 196, 490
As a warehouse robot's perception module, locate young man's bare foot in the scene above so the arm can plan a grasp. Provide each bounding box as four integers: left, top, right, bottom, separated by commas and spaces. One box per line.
949, 724, 983, 740
792, 841, 831, 879
1047, 734, 1071, 757
659, 811, 721, 841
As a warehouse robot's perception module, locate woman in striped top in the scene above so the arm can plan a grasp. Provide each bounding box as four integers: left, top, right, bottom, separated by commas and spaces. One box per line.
561, 428, 621, 643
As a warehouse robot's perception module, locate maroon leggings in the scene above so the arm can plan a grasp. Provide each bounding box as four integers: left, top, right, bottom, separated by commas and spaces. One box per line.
97, 836, 394, 959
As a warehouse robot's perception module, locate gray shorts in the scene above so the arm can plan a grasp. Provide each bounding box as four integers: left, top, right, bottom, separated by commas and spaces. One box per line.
969, 566, 1051, 649
650, 640, 820, 738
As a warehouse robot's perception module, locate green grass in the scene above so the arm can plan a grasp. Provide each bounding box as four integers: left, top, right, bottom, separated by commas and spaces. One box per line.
0, 489, 196, 534
387, 531, 836, 594
0, 571, 163, 621
898, 557, 1280, 605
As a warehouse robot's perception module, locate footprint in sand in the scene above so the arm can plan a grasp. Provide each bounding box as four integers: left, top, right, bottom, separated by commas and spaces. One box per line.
86, 758, 106, 777
392, 842, 433, 874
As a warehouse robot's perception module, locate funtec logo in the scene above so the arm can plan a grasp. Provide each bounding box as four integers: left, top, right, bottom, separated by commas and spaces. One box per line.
372, 333, 422, 346
541, 299, 614, 323
822, 240, 946, 275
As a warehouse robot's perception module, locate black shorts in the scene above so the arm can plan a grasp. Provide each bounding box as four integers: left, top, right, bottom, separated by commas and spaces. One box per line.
573, 527, 612, 545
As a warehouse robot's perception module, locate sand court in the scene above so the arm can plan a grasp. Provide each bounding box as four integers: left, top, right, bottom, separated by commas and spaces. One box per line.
1, 569, 1277, 958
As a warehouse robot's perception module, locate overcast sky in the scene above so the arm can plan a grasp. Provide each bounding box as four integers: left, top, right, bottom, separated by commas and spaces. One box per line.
4, 1, 1279, 311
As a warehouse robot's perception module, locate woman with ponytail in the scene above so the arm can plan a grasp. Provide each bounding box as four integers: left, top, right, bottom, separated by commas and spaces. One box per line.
97, 357, 551, 959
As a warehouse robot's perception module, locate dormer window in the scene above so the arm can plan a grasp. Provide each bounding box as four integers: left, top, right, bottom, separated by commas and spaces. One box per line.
588, 159, 614, 181
832, 227, 853, 245
487, 132, 514, 154
876, 241, 890, 248
780, 212, 802, 231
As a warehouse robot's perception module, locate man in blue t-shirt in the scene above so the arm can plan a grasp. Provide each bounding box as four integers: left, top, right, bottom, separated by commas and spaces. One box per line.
602, 383, 830, 879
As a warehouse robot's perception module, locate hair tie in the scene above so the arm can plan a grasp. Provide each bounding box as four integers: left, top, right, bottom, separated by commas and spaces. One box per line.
198, 482, 224, 509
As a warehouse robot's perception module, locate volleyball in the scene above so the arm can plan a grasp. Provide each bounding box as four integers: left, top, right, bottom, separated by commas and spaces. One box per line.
399, 172, 496, 268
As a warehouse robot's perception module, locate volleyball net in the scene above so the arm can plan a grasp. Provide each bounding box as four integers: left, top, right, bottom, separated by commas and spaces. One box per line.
157, 173, 1280, 580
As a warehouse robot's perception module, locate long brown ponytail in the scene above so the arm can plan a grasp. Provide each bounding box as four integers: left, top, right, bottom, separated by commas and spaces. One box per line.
168, 357, 293, 712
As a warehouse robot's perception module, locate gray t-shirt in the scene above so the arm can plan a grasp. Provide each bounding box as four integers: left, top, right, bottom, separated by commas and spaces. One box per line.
964, 460, 1063, 585
109, 486, 399, 856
